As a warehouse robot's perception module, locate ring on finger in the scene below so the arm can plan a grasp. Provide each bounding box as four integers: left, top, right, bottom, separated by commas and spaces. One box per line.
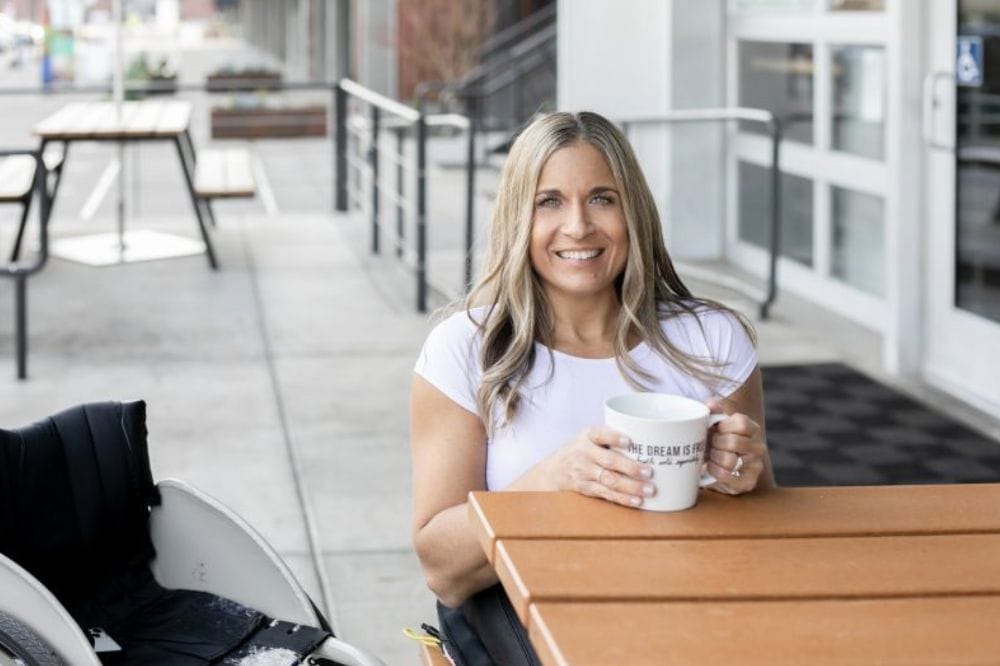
597, 466, 609, 486
731, 455, 745, 478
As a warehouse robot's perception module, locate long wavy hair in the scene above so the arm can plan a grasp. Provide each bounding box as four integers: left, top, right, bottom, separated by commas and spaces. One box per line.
462, 111, 755, 433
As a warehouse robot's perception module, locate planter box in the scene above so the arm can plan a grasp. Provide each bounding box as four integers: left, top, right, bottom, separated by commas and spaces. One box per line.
146, 75, 178, 96
125, 75, 177, 100
210, 105, 328, 139
206, 71, 282, 92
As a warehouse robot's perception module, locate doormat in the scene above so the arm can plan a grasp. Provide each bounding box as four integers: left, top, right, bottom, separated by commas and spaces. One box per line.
762, 363, 1000, 486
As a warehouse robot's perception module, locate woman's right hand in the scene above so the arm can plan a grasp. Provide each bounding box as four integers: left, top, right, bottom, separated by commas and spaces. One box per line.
543, 426, 656, 508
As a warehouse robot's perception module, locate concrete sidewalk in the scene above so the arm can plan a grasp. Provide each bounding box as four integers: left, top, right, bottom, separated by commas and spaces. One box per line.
0, 209, 438, 663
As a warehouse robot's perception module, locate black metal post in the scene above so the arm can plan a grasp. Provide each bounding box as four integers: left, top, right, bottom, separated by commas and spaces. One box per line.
38, 146, 51, 256
416, 113, 428, 313
11, 148, 50, 380
395, 127, 405, 258
370, 105, 380, 254
15, 276, 26, 380
463, 108, 476, 291
334, 83, 347, 212
9, 194, 31, 262
760, 118, 782, 321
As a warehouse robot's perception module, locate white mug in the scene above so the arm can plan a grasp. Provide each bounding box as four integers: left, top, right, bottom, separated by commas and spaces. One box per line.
604, 393, 725, 512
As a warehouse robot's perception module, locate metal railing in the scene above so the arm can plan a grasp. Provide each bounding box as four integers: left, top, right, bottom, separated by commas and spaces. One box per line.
1, 80, 781, 321
451, 4, 556, 132
1, 77, 479, 318
620, 108, 783, 320
0, 149, 50, 379
335, 78, 477, 312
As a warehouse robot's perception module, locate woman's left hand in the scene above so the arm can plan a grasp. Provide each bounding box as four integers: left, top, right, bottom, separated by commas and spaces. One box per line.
705, 399, 768, 495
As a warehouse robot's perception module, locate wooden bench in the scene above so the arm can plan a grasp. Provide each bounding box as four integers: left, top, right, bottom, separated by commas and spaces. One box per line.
0, 155, 36, 202
192, 148, 256, 230
0, 147, 65, 263
194, 148, 256, 200
1, 154, 38, 263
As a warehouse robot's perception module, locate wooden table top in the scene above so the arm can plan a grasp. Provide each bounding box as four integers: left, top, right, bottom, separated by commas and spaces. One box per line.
34, 100, 192, 140
469, 485, 1000, 665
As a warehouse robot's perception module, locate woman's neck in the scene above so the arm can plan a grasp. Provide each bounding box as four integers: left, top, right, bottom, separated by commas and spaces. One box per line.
544, 290, 622, 356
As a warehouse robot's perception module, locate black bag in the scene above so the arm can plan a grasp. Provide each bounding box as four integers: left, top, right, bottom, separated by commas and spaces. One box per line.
436, 584, 541, 666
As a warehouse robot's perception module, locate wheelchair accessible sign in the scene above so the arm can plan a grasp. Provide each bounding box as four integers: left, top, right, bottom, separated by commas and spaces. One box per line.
957, 36, 984, 87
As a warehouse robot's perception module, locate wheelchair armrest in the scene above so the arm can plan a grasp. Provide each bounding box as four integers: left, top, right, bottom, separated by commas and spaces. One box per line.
309, 636, 388, 666
149, 479, 320, 627
0, 552, 101, 665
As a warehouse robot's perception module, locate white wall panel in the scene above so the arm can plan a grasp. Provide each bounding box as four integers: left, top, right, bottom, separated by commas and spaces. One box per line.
557, 0, 727, 260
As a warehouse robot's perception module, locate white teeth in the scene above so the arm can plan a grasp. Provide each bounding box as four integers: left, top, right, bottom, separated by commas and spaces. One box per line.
557, 249, 601, 260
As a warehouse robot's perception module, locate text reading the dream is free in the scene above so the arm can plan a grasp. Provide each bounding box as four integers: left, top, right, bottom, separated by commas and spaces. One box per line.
627, 440, 705, 458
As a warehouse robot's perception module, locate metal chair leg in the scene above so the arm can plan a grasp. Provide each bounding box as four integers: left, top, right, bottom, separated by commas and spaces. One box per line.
200, 198, 218, 229
15, 275, 26, 380
172, 136, 218, 270
9, 196, 32, 263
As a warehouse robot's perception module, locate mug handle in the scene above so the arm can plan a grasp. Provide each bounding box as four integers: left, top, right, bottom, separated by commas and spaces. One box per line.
699, 413, 728, 487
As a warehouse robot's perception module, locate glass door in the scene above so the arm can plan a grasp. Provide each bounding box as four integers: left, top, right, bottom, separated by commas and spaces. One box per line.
925, 0, 1000, 411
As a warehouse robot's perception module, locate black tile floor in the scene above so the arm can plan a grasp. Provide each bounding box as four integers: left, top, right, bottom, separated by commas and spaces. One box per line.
762, 363, 1000, 486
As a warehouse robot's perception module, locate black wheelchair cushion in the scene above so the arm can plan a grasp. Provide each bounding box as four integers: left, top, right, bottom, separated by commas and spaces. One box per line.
75, 564, 265, 664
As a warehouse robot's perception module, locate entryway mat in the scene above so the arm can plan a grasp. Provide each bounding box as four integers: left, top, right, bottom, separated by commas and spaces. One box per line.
762, 363, 1000, 486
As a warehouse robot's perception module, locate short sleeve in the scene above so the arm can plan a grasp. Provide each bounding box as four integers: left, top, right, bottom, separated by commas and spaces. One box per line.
699, 309, 758, 396
414, 311, 481, 415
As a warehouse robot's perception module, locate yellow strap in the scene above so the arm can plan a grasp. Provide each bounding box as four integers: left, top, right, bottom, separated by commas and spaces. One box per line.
403, 626, 442, 648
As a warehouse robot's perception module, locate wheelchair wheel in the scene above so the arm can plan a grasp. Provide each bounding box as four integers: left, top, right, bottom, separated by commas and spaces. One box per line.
0, 612, 63, 666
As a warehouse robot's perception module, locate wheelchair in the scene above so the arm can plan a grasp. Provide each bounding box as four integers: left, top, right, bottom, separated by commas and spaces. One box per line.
0, 401, 386, 665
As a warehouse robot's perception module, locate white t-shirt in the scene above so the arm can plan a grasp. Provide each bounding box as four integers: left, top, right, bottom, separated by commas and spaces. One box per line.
414, 305, 757, 490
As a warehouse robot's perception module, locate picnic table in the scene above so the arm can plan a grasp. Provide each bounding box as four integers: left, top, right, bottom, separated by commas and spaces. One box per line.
32, 100, 254, 269
469, 485, 1000, 665
0, 100, 258, 379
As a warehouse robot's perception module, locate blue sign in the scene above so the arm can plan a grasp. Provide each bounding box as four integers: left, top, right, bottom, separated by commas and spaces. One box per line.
957, 36, 984, 87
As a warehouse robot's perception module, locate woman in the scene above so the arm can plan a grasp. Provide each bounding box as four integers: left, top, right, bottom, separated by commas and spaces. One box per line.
410, 111, 773, 660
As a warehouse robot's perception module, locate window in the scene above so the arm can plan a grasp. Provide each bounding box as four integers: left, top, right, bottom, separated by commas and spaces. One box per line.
831, 187, 885, 295
739, 161, 814, 267
831, 45, 885, 160
739, 41, 814, 145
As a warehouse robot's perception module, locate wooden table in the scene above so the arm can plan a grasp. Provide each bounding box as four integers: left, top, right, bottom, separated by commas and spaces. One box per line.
469, 485, 1000, 665
33, 100, 218, 268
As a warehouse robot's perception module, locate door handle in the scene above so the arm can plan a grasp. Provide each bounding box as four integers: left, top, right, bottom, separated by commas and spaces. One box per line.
923, 71, 955, 151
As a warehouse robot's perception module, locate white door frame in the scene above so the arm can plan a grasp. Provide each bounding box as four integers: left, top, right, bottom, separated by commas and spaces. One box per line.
724, 5, 894, 332
923, 0, 1000, 414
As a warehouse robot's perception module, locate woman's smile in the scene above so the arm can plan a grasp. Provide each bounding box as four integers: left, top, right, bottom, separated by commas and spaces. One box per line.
555, 248, 605, 261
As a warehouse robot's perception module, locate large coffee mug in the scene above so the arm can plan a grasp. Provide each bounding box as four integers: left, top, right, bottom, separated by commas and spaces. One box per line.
604, 393, 725, 512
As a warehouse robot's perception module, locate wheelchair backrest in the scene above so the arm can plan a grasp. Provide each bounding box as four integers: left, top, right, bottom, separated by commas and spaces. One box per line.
0, 401, 160, 609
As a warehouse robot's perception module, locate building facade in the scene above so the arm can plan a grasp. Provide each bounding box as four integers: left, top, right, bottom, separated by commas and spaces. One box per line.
559, 0, 1000, 415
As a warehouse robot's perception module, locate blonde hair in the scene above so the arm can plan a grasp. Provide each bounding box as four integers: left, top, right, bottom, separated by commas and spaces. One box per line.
461, 111, 754, 433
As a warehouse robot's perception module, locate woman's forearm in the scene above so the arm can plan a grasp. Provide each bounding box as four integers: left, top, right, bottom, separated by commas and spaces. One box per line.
414, 502, 499, 608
